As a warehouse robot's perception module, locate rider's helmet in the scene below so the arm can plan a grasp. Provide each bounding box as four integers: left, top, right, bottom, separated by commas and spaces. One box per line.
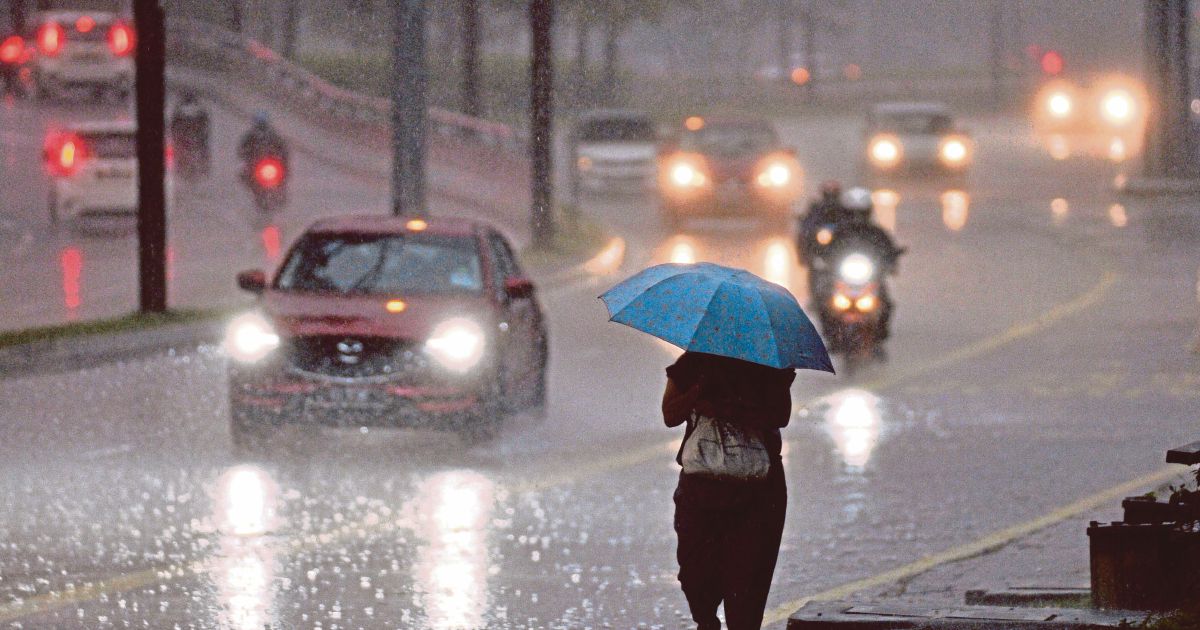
839, 186, 873, 222
252, 111, 270, 126
819, 180, 842, 202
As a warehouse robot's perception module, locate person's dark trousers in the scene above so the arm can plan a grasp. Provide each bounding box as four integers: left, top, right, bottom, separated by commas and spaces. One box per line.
674, 468, 787, 630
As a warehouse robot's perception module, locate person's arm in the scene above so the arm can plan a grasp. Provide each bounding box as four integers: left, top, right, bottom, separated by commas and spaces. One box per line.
662, 377, 702, 428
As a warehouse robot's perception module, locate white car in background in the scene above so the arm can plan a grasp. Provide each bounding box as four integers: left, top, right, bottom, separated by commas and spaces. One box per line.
44, 120, 172, 225
30, 10, 134, 101
863, 102, 973, 177
572, 110, 658, 193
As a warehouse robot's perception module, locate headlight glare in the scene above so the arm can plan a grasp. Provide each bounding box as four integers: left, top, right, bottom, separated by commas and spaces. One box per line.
225, 312, 280, 363
939, 136, 970, 165
839, 253, 876, 285
1100, 89, 1134, 125
869, 136, 901, 166
756, 161, 792, 187
425, 317, 486, 372
1047, 91, 1072, 118
670, 162, 705, 187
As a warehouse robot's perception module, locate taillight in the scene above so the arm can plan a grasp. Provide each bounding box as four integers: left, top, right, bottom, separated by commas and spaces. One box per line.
37, 22, 64, 57
253, 157, 285, 189
108, 22, 134, 57
0, 35, 22, 64
45, 133, 87, 177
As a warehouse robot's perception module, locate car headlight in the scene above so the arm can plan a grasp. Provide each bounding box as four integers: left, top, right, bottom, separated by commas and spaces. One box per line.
832, 293, 852, 311
1100, 89, 1134, 126
838, 253, 876, 285
425, 317, 486, 373
939, 136, 970, 165
669, 161, 706, 187
868, 135, 901, 167
756, 161, 792, 188
225, 312, 280, 363
855, 294, 877, 312
1046, 91, 1072, 119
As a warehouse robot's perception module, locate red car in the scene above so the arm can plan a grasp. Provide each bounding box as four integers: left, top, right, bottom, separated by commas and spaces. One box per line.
225, 215, 548, 449
657, 117, 802, 227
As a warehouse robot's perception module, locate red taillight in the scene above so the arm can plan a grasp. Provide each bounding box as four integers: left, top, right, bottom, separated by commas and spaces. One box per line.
253, 157, 285, 189
108, 22, 134, 57
45, 133, 87, 177
75, 15, 96, 34
0, 35, 22, 64
37, 22, 64, 57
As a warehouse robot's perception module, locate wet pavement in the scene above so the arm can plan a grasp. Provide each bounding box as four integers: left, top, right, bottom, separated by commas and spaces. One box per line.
3, 91, 1200, 628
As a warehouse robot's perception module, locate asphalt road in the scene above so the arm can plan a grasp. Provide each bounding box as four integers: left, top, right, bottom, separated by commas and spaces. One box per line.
2, 90, 1199, 629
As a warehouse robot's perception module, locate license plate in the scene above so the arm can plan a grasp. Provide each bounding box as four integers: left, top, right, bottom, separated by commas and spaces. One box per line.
96, 169, 132, 180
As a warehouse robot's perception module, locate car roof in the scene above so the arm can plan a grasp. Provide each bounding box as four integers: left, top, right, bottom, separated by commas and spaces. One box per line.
687, 117, 773, 129
35, 11, 118, 23
871, 102, 952, 116
578, 108, 652, 122
66, 120, 137, 134
305, 214, 485, 238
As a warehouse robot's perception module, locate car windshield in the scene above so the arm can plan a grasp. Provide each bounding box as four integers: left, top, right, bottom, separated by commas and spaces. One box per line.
680, 124, 778, 157
578, 117, 655, 143
82, 132, 135, 159
877, 112, 954, 134
275, 233, 483, 295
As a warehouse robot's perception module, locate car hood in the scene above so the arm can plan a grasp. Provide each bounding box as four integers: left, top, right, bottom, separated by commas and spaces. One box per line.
703, 153, 764, 181
578, 142, 657, 162
262, 290, 495, 340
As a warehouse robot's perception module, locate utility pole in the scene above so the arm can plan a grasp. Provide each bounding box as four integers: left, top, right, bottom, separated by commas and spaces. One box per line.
461, 0, 480, 118
1143, 0, 1197, 179
280, 0, 299, 59
529, 0, 555, 247
776, 0, 791, 83
988, 0, 1005, 105
391, 0, 427, 216
134, 0, 167, 314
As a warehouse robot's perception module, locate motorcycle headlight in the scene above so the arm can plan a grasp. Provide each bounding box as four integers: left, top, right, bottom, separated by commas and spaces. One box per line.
855, 294, 877, 312
425, 317, 486, 373
838, 253, 876, 285
225, 312, 280, 363
816, 227, 833, 245
868, 135, 902, 167
832, 293, 852, 311
756, 161, 792, 188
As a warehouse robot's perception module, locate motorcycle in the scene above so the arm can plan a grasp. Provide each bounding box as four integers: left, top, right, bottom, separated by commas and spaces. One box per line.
812, 245, 898, 372
241, 155, 287, 213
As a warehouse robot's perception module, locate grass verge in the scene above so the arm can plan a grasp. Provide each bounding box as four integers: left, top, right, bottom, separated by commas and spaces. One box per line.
519, 205, 611, 272
0, 308, 231, 350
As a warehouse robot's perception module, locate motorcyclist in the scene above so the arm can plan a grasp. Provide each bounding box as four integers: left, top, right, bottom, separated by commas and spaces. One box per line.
798, 180, 856, 264
170, 90, 210, 176
239, 112, 289, 169
821, 186, 902, 343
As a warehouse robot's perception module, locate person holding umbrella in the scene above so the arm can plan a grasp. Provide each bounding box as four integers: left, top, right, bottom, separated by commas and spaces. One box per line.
601, 262, 834, 630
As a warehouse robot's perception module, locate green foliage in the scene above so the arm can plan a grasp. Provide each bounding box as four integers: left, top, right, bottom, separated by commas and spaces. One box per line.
520, 205, 610, 271
0, 308, 229, 349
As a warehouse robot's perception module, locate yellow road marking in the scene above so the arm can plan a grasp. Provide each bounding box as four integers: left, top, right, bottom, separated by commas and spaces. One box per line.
761, 464, 1186, 626
0, 269, 1122, 622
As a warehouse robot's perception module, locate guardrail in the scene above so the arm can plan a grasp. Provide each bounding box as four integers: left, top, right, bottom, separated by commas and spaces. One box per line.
166, 17, 525, 153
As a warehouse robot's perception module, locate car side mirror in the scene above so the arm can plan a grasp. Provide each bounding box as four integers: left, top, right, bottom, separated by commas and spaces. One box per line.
237, 269, 267, 295
504, 277, 535, 300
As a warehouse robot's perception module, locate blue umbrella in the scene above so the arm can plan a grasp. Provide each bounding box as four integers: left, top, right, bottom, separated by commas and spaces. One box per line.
599, 262, 834, 372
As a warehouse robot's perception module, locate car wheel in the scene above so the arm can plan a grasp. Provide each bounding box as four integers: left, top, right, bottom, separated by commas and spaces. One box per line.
459, 373, 504, 444
230, 402, 284, 457
526, 338, 549, 416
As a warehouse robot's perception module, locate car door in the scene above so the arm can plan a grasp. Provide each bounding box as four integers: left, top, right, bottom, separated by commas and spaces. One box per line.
486, 231, 539, 394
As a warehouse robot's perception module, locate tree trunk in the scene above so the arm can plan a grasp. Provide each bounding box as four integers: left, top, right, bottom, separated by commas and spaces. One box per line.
133, 0, 168, 313
460, 0, 481, 118
601, 16, 619, 104
529, 0, 555, 246
801, 3, 816, 96
281, 0, 299, 59
573, 11, 588, 101
227, 0, 243, 33
391, 0, 427, 216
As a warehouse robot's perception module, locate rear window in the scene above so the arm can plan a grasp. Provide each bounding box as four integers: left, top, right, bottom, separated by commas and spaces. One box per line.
578, 117, 655, 143
82, 132, 135, 159
276, 233, 484, 295
878, 113, 953, 134
680, 123, 779, 157
45, 18, 114, 43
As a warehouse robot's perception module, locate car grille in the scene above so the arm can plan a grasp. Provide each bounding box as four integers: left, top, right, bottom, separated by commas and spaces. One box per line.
286, 336, 427, 381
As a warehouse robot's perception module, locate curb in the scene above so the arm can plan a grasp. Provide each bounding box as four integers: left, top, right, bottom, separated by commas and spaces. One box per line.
0, 319, 225, 379
786, 601, 1148, 630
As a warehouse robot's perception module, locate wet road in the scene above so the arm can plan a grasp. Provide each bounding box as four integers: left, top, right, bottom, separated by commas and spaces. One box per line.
2, 102, 1200, 629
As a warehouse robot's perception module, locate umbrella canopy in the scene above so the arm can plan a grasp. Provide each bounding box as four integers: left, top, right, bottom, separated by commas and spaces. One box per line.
600, 262, 834, 372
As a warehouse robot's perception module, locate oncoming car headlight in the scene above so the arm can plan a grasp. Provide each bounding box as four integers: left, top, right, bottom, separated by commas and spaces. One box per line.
939, 136, 970, 166
225, 312, 280, 363
755, 161, 792, 188
1046, 91, 1072, 119
1099, 88, 1135, 126
425, 317, 486, 373
838, 253, 876, 285
669, 161, 706, 187
868, 135, 902, 167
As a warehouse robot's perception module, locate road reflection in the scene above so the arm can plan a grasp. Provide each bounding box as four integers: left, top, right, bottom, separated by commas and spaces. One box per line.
208, 464, 282, 630
762, 237, 793, 287
59, 246, 82, 314
871, 189, 899, 234
940, 190, 970, 232
412, 469, 496, 630
260, 225, 282, 264
665, 235, 698, 264
821, 388, 883, 471
1051, 197, 1069, 225
1108, 203, 1128, 228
